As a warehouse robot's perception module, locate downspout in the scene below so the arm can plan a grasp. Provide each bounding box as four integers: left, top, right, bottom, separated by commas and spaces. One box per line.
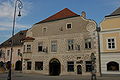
97, 27, 102, 76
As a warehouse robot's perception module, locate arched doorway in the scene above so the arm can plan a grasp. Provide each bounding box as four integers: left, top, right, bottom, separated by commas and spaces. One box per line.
6, 61, 10, 70
107, 61, 119, 71
15, 60, 22, 71
49, 58, 61, 76
77, 65, 82, 74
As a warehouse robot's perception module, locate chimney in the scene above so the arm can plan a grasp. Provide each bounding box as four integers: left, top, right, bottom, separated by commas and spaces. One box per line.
81, 11, 86, 18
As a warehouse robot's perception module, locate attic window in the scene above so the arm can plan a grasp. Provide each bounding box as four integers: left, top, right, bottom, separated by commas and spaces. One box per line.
43, 27, 47, 32
66, 23, 72, 29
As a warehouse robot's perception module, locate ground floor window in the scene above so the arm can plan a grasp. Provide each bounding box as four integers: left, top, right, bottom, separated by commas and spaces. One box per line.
86, 61, 92, 72
67, 61, 74, 72
107, 61, 119, 71
27, 61, 31, 70
35, 62, 43, 70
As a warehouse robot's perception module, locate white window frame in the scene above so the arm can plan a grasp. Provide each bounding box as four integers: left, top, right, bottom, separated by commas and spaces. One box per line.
66, 23, 72, 30
27, 45, 31, 52
85, 38, 92, 49
67, 39, 74, 51
51, 40, 57, 52
38, 42, 43, 52
106, 37, 116, 50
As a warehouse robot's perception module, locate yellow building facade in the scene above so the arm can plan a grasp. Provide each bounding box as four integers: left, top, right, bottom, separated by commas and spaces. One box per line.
100, 7, 120, 74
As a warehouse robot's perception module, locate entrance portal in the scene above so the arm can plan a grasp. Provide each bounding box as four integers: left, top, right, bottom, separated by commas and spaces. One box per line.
15, 60, 22, 71
77, 65, 82, 74
49, 58, 61, 76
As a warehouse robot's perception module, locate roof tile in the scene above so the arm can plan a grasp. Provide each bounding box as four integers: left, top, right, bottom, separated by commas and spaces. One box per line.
36, 8, 80, 24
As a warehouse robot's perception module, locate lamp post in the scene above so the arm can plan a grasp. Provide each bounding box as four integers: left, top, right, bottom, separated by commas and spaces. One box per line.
7, 0, 23, 80
91, 53, 97, 80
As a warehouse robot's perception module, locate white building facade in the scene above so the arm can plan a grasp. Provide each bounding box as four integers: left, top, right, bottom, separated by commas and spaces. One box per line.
22, 8, 100, 76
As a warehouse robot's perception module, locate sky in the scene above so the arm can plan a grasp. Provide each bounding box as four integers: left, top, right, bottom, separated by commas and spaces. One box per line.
0, 0, 120, 44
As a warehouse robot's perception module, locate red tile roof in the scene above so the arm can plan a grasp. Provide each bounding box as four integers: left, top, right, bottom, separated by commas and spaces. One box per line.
36, 8, 80, 24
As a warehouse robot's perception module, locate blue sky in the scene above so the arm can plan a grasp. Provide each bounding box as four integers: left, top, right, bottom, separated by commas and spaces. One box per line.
0, 0, 120, 44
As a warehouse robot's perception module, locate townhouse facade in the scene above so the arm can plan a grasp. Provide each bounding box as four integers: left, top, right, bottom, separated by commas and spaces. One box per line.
0, 30, 27, 70
22, 8, 100, 76
100, 7, 120, 74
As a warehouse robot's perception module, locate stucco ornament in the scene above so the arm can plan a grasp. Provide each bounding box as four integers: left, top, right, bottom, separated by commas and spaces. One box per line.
86, 22, 96, 32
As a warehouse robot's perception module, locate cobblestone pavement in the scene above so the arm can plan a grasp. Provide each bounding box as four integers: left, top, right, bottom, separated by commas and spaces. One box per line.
0, 72, 120, 80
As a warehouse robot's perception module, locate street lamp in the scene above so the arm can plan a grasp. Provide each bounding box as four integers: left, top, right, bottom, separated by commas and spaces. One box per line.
91, 53, 97, 80
7, 0, 23, 80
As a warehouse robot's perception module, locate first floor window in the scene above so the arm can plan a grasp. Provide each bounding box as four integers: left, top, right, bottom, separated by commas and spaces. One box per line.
86, 61, 92, 72
67, 61, 74, 72
107, 38, 115, 49
38, 42, 43, 52
68, 39, 74, 51
107, 61, 119, 71
23, 45, 25, 52
35, 62, 43, 70
7, 50, 10, 56
27, 45, 31, 52
51, 40, 57, 52
17, 49, 21, 56
85, 38, 92, 49
27, 61, 32, 70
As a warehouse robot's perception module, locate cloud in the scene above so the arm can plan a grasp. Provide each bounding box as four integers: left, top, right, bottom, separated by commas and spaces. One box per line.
0, 22, 29, 31
0, 2, 13, 18
0, 0, 32, 19
0, 0, 32, 31
0, 27, 9, 31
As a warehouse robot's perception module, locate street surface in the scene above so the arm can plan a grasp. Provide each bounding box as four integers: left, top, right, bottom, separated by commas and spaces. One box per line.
0, 72, 120, 80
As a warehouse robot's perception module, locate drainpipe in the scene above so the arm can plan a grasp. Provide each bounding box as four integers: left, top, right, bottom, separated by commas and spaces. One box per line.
97, 27, 102, 76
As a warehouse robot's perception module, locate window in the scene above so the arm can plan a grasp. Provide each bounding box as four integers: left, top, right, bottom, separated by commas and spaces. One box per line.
27, 45, 31, 52
18, 49, 21, 56
107, 61, 119, 71
75, 44, 80, 51
67, 61, 74, 72
107, 38, 115, 49
86, 61, 92, 72
35, 62, 43, 70
27, 61, 32, 70
51, 40, 57, 52
7, 50, 10, 56
23, 45, 25, 52
68, 39, 74, 51
0, 50, 2, 58
66, 23, 72, 29
43, 27, 47, 32
38, 42, 43, 52
85, 38, 92, 49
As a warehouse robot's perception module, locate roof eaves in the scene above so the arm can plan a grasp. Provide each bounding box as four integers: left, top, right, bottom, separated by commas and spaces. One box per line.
35, 15, 80, 24
105, 14, 120, 17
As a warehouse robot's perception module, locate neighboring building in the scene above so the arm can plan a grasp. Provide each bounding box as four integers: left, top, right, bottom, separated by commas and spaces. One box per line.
22, 8, 100, 76
0, 30, 27, 70
100, 7, 120, 74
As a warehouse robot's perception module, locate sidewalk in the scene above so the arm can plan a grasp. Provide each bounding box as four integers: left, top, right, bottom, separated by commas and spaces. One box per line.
1, 72, 120, 80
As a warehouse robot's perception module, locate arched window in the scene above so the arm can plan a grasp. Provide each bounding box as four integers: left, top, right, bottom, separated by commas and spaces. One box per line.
107, 61, 119, 71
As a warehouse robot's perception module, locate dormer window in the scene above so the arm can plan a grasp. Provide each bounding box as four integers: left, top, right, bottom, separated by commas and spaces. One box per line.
66, 23, 72, 29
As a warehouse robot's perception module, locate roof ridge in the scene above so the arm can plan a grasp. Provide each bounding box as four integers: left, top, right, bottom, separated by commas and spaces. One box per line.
35, 8, 80, 24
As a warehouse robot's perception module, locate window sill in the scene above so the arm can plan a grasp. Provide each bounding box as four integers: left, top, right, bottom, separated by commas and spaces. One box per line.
23, 52, 32, 53
35, 70, 43, 71
107, 71, 119, 72
85, 48, 92, 50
